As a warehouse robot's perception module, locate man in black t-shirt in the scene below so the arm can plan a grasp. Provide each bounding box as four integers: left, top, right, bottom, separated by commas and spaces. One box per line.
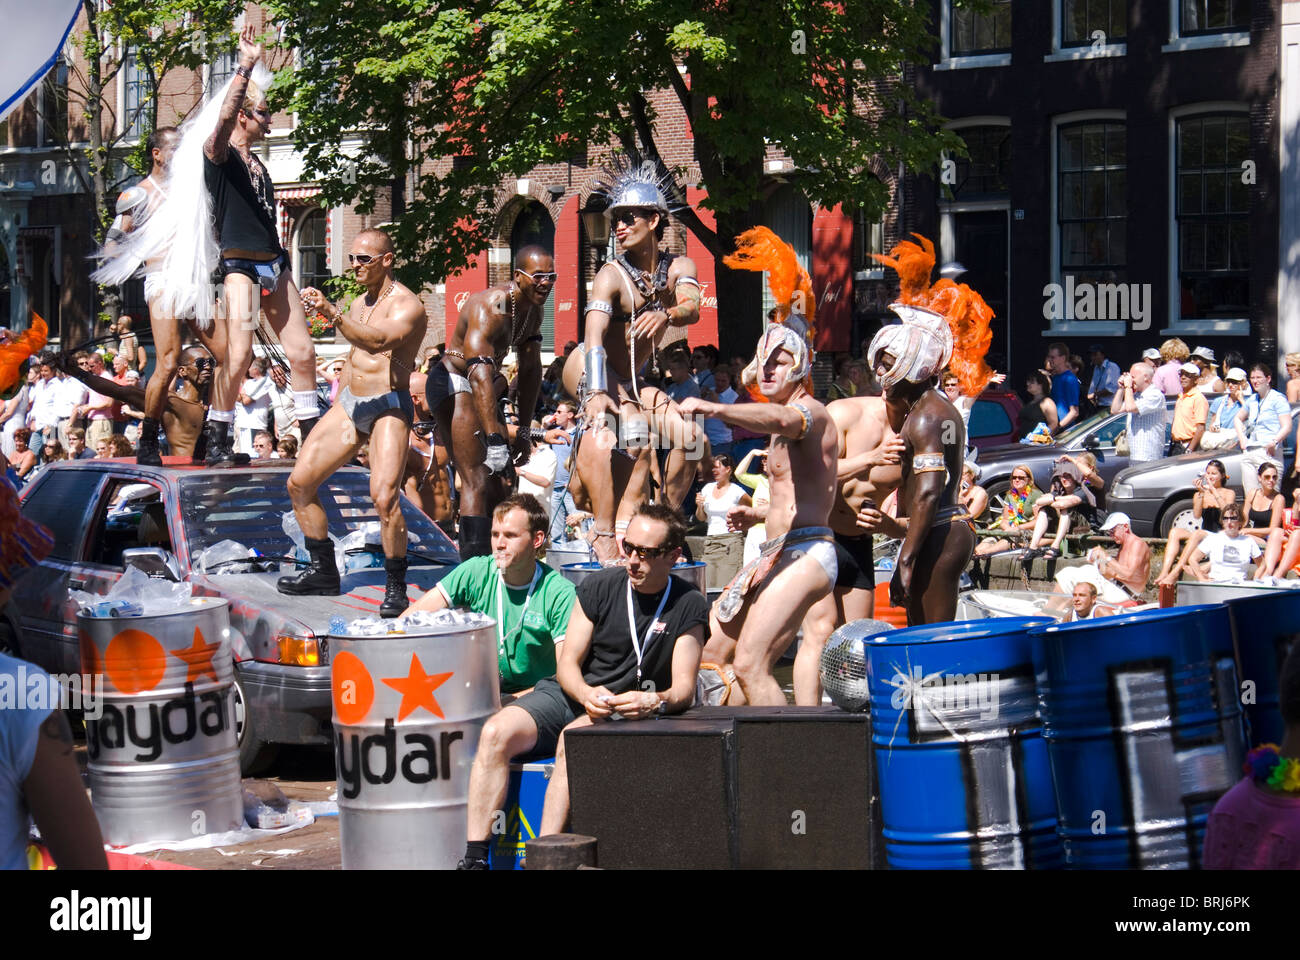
518, 504, 708, 842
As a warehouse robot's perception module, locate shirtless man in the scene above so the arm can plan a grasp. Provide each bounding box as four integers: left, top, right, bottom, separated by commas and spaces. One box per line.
201, 24, 318, 466
430, 246, 553, 559
403, 371, 454, 529
793, 395, 906, 704
281, 229, 426, 617
58, 346, 212, 460
104, 126, 180, 466
563, 160, 704, 563
681, 316, 837, 706
864, 305, 975, 625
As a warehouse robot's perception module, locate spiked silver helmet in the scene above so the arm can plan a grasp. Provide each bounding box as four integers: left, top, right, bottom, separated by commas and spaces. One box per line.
591, 150, 687, 221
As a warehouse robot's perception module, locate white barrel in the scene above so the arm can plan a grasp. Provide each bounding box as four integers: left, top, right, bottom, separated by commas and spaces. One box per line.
1175, 579, 1300, 606
80, 596, 244, 846
561, 560, 707, 594
544, 541, 593, 570
331, 615, 500, 869
957, 589, 1074, 621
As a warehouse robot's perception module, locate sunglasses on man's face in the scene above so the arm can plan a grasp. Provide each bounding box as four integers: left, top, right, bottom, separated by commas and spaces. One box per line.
614, 211, 650, 227
517, 270, 557, 284
347, 253, 383, 266
621, 540, 671, 560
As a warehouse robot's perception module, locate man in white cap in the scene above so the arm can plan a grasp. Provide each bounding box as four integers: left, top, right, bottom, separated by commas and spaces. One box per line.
1169, 362, 1208, 455
1055, 511, 1151, 603
1141, 347, 1162, 368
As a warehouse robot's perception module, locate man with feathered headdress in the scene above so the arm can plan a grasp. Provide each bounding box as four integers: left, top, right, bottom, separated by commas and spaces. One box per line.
859, 235, 982, 624
561, 152, 706, 564
679, 227, 838, 706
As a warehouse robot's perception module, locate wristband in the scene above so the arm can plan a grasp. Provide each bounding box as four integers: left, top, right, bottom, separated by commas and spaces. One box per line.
235, 65, 252, 80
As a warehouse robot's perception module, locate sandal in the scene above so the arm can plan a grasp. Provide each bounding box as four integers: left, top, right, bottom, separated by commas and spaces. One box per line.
1041, 547, 1060, 560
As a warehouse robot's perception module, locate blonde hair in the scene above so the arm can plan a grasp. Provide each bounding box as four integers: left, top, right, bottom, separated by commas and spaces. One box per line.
1010, 463, 1039, 496
241, 82, 265, 115
1285, 353, 1300, 371
1159, 338, 1189, 363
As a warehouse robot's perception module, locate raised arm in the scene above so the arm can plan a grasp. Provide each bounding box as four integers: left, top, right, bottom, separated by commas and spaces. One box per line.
678, 395, 819, 442
58, 357, 144, 409
204, 24, 262, 164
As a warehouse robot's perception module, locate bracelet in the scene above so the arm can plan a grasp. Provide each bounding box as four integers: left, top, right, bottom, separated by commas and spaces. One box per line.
235, 65, 252, 80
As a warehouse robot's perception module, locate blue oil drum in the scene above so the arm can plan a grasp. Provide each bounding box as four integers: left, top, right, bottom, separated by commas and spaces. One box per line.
487, 758, 553, 870
1224, 592, 1300, 748
863, 616, 1062, 869
1030, 604, 1246, 869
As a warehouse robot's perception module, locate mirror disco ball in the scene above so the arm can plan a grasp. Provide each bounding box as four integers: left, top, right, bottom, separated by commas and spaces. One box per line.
820, 618, 896, 712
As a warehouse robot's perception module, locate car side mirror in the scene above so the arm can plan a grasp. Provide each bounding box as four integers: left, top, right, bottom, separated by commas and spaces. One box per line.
1083, 434, 1101, 451
123, 547, 180, 582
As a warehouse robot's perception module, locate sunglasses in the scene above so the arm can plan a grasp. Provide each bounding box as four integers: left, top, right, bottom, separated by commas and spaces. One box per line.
517, 270, 557, 284
347, 253, 385, 266
614, 210, 649, 227
193, 358, 215, 370
1011, 474, 1029, 482
248, 107, 271, 119
621, 540, 672, 560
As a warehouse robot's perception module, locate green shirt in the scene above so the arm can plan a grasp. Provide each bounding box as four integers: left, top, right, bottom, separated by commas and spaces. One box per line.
435, 556, 577, 693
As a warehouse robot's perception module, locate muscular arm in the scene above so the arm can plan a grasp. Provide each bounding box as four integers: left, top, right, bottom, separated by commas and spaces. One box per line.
24, 712, 107, 869
680, 396, 816, 441
896, 411, 948, 572
461, 299, 508, 437
204, 26, 259, 164
337, 296, 425, 354
64, 367, 144, 410
665, 256, 701, 327
514, 338, 543, 430
584, 266, 623, 350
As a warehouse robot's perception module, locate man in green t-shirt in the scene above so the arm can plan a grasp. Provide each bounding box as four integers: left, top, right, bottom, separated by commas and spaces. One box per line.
408, 493, 578, 869
409, 493, 575, 695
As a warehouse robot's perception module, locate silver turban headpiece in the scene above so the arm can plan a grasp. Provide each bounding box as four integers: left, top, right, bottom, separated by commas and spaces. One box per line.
867, 302, 953, 390
590, 151, 687, 221
752, 308, 814, 385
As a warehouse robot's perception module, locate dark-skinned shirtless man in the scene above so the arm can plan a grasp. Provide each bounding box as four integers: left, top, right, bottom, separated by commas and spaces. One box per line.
431, 246, 553, 560
58, 346, 213, 460
280, 228, 427, 618
562, 162, 704, 564
864, 306, 975, 624
794, 395, 906, 704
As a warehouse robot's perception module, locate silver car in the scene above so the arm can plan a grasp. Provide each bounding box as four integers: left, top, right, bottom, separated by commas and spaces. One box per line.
13, 460, 461, 773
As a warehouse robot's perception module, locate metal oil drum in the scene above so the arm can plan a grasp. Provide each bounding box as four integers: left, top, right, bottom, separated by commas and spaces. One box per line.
561, 560, 707, 594
331, 613, 500, 869
864, 617, 1062, 869
544, 541, 593, 570
1029, 604, 1246, 869
79, 596, 244, 846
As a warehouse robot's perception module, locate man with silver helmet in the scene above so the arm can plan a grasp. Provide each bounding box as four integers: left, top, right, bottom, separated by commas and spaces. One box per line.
562, 155, 705, 564
858, 304, 975, 624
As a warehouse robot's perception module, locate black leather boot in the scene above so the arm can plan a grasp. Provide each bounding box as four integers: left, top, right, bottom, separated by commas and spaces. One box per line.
277, 536, 342, 596
298, 415, 319, 440
203, 419, 236, 467
379, 555, 409, 619
135, 418, 163, 466
458, 515, 491, 561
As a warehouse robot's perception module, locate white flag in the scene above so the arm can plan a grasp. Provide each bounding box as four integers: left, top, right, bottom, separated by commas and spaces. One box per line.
0, 0, 82, 124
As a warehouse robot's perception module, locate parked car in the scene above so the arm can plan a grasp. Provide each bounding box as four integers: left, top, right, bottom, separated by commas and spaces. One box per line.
970, 399, 1179, 515
14, 459, 461, 774
1105, 403, 1300, 536
966, 389, 1023, 451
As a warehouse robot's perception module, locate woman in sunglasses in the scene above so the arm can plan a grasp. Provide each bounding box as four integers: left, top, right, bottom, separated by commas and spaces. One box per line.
974, 464, 1039, 556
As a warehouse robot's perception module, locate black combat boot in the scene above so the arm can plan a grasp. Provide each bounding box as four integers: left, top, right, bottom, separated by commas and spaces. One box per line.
277, 536, 342, 596
135, 418, 163, 466
379, 555, 409, 619
203, 419, 236, 467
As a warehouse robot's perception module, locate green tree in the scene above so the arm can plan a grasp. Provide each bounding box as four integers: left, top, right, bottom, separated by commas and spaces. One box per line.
268, 0, 961, 348
57, 0, 242, 323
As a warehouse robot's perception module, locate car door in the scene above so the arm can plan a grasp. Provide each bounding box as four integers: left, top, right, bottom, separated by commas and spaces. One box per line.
1078, 416, 1131, 485
15, 467, 108, 673
76, 474, 175, 617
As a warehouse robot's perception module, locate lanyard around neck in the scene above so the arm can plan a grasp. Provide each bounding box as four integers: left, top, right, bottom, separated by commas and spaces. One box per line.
496, 563, 542, 656
626, 578, 671, 683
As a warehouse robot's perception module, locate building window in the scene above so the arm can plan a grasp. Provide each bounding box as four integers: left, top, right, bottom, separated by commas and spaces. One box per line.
1176, 114, 1249, 319
853, 208, 885, 279
951, 0, 1012, 55
209, 51, 238, 93
1062, 0, 1127, 46
123, 46, 152, 141
1058, 121, 1126, 287
944, 126, 1011, 202
39, 60, 69, 146
1180, 0, 1249, 36
296, 210, 330, 291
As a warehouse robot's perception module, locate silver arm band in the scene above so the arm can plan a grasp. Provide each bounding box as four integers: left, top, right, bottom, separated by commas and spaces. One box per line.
586, 300, 613, 316
586, 345, 609, 394
675, 276, 700, 288
789, 401, 813, 440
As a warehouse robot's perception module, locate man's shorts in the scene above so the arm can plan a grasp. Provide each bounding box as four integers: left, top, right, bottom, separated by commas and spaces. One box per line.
834, 531, 875, 591
339, 386, 414, 437
511, 676, 580, 758
425, 359, 472, 414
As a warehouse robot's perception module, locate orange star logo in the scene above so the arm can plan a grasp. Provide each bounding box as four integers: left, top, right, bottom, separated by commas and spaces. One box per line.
381, 655, 453, 721
169, 627, 222, 684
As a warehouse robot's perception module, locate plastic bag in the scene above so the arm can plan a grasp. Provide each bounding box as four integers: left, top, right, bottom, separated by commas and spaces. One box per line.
339, 524, 383, 572
71, 564, 192, 617
281, 510, 346, 572
197, 539, 255, 573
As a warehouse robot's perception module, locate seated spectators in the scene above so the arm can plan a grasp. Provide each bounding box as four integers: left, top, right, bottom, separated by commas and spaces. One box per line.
65, 427, 94, 461
251, 431, 275, 460
1256, 490, 1300, 580
1156, 459, 1236, 586
9, 429, 36, 483
960, 461, 988, 522
1241, 462, 1285, 545
40, 440, 66, 463
1025, 461, 1095, 559
1203, 644, 1300, 868
1055, 451, 1102, 493
1055, 511, 1152, 603
1187, 504, 1261, 583
277, 435, 299, 460
974, 463, 1038, 556
1203, 369, 1248, 449
107, 436, 134, 458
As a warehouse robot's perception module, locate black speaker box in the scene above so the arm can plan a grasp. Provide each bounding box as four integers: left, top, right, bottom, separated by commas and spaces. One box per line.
566, 706, 883, 869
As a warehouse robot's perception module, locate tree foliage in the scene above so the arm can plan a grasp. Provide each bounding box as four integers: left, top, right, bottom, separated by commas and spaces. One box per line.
267, 0, 960, 296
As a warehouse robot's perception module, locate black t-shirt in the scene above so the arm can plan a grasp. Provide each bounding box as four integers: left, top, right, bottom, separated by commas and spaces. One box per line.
576, 567, 709, 695
203, 152, 283, 256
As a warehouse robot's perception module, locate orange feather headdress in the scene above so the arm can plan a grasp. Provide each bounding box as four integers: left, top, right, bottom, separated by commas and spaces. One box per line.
0, 313, 49, 394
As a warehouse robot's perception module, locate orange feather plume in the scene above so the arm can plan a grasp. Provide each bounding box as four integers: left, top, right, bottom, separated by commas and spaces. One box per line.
872, 234, 995, 397
0, 313, 48, 394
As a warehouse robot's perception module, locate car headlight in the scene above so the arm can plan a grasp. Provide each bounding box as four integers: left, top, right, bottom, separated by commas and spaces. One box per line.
1110, 482, 1133, 499
276, 635, 320, 667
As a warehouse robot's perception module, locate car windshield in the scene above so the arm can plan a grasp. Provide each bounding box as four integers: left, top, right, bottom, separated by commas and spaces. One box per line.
179, 470, 459, 568
1053, 412, 1111, 446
